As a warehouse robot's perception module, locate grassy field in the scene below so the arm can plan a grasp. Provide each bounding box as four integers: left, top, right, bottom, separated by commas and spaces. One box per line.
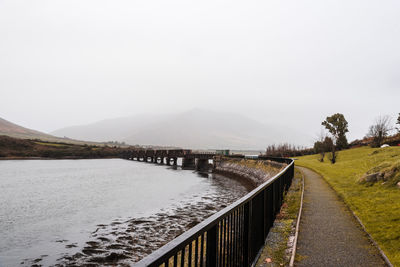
295, 146, 400, 266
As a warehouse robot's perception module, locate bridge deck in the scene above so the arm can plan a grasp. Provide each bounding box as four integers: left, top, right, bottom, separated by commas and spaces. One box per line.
126, 149, 215, 159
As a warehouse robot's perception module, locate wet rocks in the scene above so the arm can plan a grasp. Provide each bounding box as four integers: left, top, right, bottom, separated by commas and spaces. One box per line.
97, 237, 110, 242
186, 220, 200, 228
86, 241, 100, 247
65, 243, 78, 248
89, 252, 129, 264
54, 176, 249, 266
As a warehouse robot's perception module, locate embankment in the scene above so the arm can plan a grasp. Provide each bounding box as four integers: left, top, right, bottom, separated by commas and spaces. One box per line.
214, 157, 286, 187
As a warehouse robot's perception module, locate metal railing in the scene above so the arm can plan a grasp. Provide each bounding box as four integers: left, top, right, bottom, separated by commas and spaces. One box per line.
135, 158, 295, 267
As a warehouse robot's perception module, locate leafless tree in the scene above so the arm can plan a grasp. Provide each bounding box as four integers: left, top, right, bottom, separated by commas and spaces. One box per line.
367, 115, 392, 147
265, 143, 313, 157
314, 130, 327, 162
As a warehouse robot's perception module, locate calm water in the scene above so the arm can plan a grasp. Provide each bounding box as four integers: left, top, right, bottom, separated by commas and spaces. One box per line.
0, 159, 250, 266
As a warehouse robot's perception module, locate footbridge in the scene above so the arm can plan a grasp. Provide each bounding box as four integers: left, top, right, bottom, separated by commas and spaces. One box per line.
122, 149, 215, 170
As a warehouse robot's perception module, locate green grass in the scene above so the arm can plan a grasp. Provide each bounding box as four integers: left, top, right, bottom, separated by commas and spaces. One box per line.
255, 169, 303, 266
296, 146, 400, 266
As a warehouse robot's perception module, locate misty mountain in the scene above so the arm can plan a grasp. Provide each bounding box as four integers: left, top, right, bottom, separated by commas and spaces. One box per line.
52, 109, 311, 150
0, 117, 101, 145
51, 114, 170, 142
0, 117, 57, 141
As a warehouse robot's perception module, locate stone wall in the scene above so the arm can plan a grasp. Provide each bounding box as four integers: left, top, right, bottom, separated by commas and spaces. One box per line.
213, 157, 286, 187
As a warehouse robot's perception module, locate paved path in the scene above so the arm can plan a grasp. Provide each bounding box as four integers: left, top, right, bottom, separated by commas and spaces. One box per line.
295, 167, 386, 267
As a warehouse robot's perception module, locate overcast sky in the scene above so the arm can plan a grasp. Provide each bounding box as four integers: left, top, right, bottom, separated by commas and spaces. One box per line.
1, 0, 399, 145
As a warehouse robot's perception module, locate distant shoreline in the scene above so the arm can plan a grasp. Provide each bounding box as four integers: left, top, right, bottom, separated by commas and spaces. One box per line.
0, 156, 120, 160
0, 135, 129, 160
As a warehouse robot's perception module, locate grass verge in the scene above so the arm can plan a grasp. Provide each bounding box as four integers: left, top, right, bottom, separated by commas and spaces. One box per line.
255, 168, 303, 267
295, 146, 400, 266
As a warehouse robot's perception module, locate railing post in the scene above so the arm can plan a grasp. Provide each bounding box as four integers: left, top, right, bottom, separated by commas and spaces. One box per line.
260, 192, 265, 246
206, 225, 217, 267
243, 202, 251, 266
263, 188, 270, 239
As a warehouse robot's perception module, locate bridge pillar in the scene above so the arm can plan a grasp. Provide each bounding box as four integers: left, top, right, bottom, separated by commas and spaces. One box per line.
182, 157, 195, 169
196, 159, 210, 171
169, 157, 177, 166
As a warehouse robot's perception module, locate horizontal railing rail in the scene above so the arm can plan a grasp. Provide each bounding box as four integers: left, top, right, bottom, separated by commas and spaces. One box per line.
135, 158, 294, 267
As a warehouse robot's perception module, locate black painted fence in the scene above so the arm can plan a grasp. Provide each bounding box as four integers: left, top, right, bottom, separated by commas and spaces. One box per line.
135, 158, 295, 267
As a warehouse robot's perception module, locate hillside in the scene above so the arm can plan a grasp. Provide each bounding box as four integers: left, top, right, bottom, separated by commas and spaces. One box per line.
0, 117, 102, 145
296, 146, 400, 265
52, 109, 311, 150
52, 113, 168, 143
0, 117, 56, 140
0, 135, 128, 159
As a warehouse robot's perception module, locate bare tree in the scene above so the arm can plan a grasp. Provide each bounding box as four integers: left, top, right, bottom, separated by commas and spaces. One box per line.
367, 115, 392, 147
265, 143, 313, 157
314, 130, 327, 162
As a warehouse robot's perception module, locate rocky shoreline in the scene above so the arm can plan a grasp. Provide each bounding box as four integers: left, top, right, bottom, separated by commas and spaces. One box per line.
22, 172, 251, 267
23, 159, 284, 267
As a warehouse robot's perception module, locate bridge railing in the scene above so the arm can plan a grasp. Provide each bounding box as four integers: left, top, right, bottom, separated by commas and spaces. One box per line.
134, 158, 295, 267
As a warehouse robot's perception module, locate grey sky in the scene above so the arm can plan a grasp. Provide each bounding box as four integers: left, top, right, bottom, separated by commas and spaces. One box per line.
1, 0, 399, 145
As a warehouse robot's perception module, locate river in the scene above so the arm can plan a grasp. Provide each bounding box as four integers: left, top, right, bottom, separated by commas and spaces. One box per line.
0, 159, 250, 266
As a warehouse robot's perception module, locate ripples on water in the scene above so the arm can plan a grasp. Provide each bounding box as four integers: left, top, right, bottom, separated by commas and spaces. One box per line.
0, 159, 251, 266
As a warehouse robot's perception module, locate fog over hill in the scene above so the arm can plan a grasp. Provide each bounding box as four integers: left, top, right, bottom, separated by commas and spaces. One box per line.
52, 109, 311, 150
0, 117, 102, 145
0, 117, 57, 141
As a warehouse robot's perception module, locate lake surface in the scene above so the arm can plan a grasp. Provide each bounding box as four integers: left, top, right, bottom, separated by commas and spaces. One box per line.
0, 159, 250, 266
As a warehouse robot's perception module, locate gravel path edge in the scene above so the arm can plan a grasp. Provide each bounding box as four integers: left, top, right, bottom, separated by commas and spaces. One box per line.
289, 168, 305, 267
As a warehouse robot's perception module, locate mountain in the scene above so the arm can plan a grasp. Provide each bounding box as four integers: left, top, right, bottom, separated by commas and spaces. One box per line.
0, 117, 99, 145
0, 117, 56, 140
52, 109, 311, 150
52, 113, 169, 143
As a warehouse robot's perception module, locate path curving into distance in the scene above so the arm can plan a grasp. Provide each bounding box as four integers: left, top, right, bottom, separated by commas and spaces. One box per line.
295, 167, 386, 267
